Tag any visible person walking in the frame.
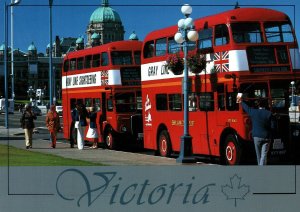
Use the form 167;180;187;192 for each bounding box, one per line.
20;104;37;149
86;106;98;149
77;104;88;150
237;95;275;165
45;105;60;148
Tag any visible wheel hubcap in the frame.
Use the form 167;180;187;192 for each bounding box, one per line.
226;142;236;164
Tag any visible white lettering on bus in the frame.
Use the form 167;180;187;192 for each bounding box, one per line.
79;74;97;85
66;77;72;87
148;66;158;76
161;65;169;75
73;76;78;86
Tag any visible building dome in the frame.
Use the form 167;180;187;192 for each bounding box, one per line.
76;36;84;44
28;42;37;51
129;31;139;40
91;33;100;39
90;0;122;23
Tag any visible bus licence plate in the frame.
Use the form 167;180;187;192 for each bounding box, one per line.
272;139;284;150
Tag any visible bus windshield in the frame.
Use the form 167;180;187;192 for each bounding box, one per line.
264;22;295;43
111;51;133;65
115;92;141;113
239;81;290;110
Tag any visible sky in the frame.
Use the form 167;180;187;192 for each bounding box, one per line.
0;0;299;54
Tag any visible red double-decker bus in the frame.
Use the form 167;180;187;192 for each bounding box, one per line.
141;7;300;165
62;40;143;149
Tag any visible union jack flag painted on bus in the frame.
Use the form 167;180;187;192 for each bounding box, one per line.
214;51;229;72
101;70;108;85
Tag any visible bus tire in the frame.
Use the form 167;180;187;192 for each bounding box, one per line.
158;130;172;157
223;134;242;165
105;130;116;150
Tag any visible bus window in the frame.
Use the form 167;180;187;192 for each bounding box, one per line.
226;92;239;111
111;51;132;65
70;98;77;110
77;99;84;106
189;93;197;111
168;37;181;54
85;98;92;107
240;83;269;107
215;24;229;46
70;58;76;70
94;98;101;111
101;52;109;66
77;57;84;70
199;92;214;111
92;54;100;67
156;94;168;111
198;28;213;49
63;60;69;72
143;40;154;58
134;51;141;65
155;38;167;56
169;94;182;111
231;23;262;43
115;92;136;112
107;99;113;111
217;84;225;111
264;22;294;43
136;91;142;110
85;55;92;69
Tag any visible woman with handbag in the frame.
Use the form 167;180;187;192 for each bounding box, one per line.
86;106;98;149
45;105;60;148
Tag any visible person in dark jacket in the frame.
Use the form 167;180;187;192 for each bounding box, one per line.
21;103;37;149
237;96;275;165
70;103;79;148
76;104;88;150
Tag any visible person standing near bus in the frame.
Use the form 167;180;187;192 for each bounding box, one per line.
45;105;60;148
70;103;79;148
237;95;275;165
77;104;88;150
86;106;98;149
20;104;37;149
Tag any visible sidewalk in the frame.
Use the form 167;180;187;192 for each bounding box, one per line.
0;126;184;166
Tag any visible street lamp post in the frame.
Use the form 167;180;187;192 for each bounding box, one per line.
174;4;198;163
291;81;295;106
49;0;53;107
3;0;21;128
11;0;21;101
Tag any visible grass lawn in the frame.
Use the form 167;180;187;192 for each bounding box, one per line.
0;144;105;166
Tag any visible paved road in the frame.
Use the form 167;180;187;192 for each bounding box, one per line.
0;126;214;166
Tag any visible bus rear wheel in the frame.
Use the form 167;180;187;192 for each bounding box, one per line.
158;130;171;157
105;131;116;150
223;134;242;165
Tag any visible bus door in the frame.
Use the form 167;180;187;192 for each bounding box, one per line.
99;92;107;140
193;92;216;155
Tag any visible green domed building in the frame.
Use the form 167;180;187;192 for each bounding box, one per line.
86;0;125;46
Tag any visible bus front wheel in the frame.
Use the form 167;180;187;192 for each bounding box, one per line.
223;134;242;165
105;130;116;150
158;130;171;157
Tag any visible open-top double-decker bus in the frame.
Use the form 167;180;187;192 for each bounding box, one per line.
141;7;300;164
62;40;143;149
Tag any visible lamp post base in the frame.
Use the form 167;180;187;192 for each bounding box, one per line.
176;135;196;163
